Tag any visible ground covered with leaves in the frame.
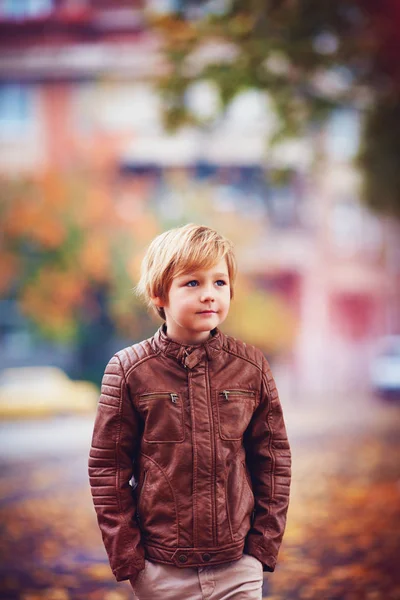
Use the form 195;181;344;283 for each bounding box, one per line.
269;428;400;600
0;406;399;600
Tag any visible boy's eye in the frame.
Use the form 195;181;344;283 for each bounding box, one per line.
216;280;227;286
186;280;199;287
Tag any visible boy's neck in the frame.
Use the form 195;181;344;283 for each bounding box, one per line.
162;324;214;346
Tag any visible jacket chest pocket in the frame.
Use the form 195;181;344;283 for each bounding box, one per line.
137;392;185;443
216;389;256;441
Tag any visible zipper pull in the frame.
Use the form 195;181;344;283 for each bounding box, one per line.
170;393;178;404
222;390;230;400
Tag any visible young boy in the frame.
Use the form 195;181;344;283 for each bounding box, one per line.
89;224;291;599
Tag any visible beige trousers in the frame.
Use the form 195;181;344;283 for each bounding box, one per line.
131;553;264;600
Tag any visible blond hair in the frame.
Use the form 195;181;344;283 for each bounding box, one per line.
136;223;236;320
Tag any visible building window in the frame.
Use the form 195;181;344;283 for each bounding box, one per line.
330;293;376;341
1;0;53;18
0;84;33;136
325;109;361;162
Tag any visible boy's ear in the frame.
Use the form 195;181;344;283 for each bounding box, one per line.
151;296;164;308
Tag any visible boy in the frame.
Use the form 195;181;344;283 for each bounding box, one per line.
89;224;291;599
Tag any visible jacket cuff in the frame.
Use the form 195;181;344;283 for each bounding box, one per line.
263;564;274;573
245;537;276;573
113;561;145;582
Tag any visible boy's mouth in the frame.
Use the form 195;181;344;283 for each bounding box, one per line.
198;310;217;314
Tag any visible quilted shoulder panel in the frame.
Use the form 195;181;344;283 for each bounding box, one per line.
99;355;124;408
115;338;155;372
222;334;264;370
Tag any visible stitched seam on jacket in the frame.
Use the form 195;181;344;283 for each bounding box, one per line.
263;365;275;399
140;452;181;544
261;370;275;539
144;539;245;551
115;354;141;569
124;350;162;379
222;347;263;372
223;348;263;409
224;473;234;542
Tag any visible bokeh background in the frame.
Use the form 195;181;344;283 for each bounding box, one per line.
0;1;399;599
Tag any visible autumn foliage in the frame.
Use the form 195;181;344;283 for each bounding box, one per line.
0;170;158;341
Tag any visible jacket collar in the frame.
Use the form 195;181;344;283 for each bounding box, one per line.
153;324;223;369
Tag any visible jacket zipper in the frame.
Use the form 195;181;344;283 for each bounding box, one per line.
139;392;179;404
188;369;198;546
221;390;256;400
205;361;217;546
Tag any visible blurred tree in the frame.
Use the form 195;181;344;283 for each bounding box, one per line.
150;0;400;218
0;170;158;379
226;277;297;356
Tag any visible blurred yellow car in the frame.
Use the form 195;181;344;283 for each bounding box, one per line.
0;366;99;419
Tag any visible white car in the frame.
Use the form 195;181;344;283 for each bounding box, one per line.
370;336;400;399
0;366;99;418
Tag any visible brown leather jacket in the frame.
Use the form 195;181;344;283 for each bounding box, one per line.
89;326;291;583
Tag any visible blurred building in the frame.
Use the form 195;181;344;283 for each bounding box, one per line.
1;0;399;395
0;0;156;173
295;121;400;394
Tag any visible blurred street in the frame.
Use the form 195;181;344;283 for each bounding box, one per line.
0;393;399;600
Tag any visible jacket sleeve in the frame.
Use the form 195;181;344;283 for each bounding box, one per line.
244;355;291;572
88;354;145;582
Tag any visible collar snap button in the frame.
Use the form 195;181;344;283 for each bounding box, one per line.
178;553;188;563
202;553;211;562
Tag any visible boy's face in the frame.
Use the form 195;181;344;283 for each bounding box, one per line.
153;258;231;345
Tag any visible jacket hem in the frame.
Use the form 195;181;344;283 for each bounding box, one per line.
144;539;245;568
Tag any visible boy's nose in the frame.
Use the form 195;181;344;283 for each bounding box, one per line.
200;290;215;302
